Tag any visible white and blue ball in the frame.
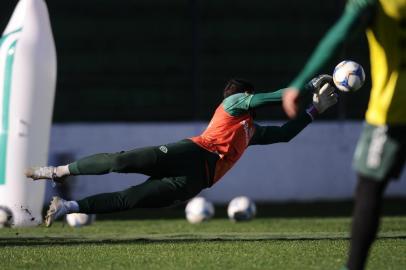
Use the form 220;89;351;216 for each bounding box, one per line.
333;60;365;92
227;196;256;222
66;213;95;228
185;197;214;224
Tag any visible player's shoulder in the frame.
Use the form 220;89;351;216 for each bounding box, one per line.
222;93;254;116
222;92;252;107
346;0;377;11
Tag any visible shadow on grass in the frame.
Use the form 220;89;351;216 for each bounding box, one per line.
1;234;406;247
87;198;406;220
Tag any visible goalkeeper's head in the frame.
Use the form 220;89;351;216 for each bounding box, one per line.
223;78;254;98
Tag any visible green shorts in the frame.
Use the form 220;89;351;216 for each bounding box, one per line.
353;123;406;181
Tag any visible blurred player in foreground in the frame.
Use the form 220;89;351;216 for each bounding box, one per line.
26;77;337;227
282;0;406;269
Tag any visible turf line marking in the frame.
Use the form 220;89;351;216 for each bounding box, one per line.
1;234;406;246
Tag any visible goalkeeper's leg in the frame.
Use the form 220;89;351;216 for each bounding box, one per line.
27;139;213;181
76;176;201;213
45;175;204;226
26;146;160;180
68;146;160;176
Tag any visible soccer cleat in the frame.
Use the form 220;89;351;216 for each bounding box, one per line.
45;196;68;227
25;166;56;180
25;166;63;183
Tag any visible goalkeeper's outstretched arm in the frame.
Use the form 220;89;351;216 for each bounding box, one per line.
251;76;338;145
248;88;284;108
249;111;312;145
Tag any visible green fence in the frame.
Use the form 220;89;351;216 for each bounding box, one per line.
0;0;369;122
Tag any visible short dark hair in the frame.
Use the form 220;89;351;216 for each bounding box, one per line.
223;78;255;98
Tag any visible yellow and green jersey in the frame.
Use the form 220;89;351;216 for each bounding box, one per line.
290;0;406;125
365;0;406;124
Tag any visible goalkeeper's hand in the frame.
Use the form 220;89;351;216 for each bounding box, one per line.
305;74;338;119
313;82;338;113
306;74;334;92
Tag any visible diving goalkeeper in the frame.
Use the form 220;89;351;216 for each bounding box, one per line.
26;76;337;227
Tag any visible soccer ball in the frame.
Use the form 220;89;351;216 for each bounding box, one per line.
185;197;214;224
66;213;95;228
333;60;365;92
0;206;13;228
227;196;256;222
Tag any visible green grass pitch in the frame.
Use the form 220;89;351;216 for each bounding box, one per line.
0;217;405;270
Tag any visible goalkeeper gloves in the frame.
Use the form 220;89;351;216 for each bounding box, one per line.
306;74;334;92
305;74;338;119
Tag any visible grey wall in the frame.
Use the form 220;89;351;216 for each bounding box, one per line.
47;122;406;203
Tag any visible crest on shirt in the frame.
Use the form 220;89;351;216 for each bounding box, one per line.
159;145;168;153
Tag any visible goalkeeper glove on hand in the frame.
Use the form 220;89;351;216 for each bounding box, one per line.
312;82;338;114
305;74;338;119
306;74;334;92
